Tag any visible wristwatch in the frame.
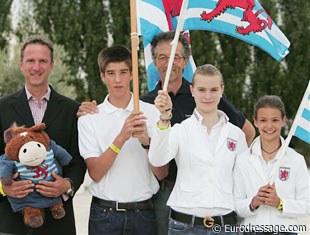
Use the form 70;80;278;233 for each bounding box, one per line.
141;143;150;149
141;138;151;149
65;178;74;197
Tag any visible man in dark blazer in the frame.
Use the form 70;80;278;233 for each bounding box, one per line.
0;35;86;235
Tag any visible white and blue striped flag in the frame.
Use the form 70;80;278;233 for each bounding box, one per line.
183;0;290;61
293;81;310;144
137;0;290;90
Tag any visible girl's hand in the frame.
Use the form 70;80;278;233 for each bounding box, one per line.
154;90;172;119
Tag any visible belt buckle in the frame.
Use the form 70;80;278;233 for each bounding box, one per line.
203;217;215;228
116;202;126;211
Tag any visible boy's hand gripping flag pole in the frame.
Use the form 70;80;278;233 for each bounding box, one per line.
130;0;140;112
269;80;310;185
163;0;189;91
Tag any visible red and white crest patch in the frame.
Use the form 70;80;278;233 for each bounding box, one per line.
279;167;290;181
227;138;237;151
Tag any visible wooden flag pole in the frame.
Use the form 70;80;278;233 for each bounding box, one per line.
130;0;139;112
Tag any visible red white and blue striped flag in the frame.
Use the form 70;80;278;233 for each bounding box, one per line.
137;0;290;90
183;0;290;61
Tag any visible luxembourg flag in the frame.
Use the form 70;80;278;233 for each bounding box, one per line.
136;0;196;91
183;0;290;61
137;0;290;91
293;81;310;144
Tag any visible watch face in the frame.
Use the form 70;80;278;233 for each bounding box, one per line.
67;188;74;196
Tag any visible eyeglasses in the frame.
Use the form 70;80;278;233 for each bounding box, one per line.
156;55;184;63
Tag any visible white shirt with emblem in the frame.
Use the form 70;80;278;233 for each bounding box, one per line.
149;109;248;217
78;95;160;202
233;136;310;227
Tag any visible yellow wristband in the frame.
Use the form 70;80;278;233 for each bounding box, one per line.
0;181;6;196
157;122;170;130
277;198;283;211
109;143;121;154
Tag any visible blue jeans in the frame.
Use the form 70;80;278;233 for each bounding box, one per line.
153;184;172;235
168;218;238;235
89;202;157;235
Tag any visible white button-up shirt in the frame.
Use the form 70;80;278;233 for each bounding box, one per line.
149;109;248;217
78;95;160;202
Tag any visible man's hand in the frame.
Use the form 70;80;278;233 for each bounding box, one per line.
36;172;70;198
2;173;34;198
77;100;98;117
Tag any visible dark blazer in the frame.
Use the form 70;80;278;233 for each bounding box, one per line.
0;86;86;235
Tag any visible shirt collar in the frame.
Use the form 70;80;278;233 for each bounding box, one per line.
251;136;285;160
101;93;134;113
192;109;229;126
25;85;51;101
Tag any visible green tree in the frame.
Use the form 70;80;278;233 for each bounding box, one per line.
191;28;251;117
109;0;131;47
277;0;310;163
0;46;23;96
277;0;310;117
0;0;13;49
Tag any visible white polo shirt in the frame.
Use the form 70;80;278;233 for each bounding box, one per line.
149;109;248;217
78;94;160;202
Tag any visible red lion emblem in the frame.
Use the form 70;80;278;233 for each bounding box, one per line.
227;138;237;151
279;167;290;181
200;0;272;35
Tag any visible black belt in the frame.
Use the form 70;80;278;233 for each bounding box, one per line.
170;209;237;228
92;196;153;211
0;233;22;235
